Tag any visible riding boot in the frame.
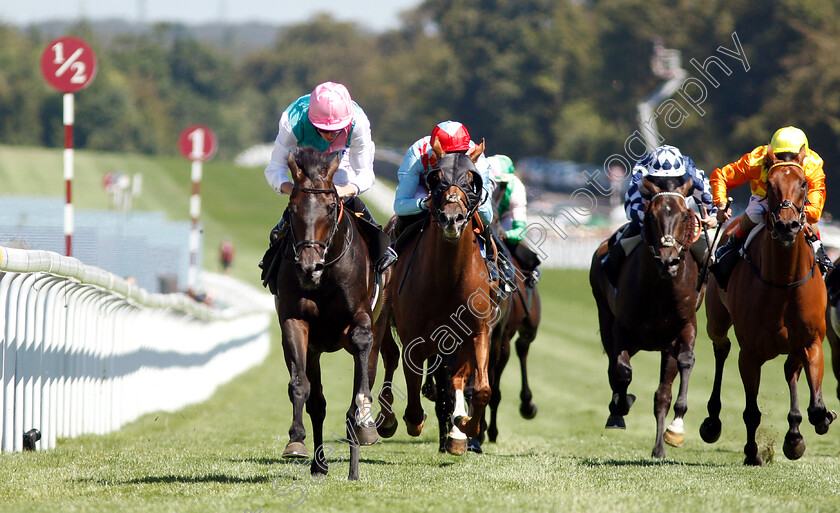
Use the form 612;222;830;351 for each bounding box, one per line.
509;240;542;288
806;231;835;275
343;197;398;275
714;232;743;262
492;232;516;293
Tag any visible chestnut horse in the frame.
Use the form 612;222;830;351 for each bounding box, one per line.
590;175;700;458
272;147;387;480
384;142;501;455
701;147;835;465
823;263;840;403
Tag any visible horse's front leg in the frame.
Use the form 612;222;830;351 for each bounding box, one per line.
374;316;400;438
700;293;732;444
739;351;763;466
782;354;806;460
515;322;539;419
453;329;491;439
664;325;696;449
347;317;379;445
652;350;678;459
281;319;311;459
803;341;837;435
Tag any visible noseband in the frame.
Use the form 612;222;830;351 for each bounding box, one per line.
767;161;807;241
288;185;349;266
645;191;692;256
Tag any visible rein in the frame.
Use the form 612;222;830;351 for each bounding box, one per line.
287;185;351;267
742;241;816;289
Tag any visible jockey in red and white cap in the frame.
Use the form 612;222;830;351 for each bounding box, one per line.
394;120;495;226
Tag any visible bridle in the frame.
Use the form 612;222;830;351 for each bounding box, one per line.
644;191;694;257
287;185;350;267
427;166;486;225
766;161;807;241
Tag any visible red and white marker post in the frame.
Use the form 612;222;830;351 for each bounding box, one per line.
40;37;98;257
178;125;218;291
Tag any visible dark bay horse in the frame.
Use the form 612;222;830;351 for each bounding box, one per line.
823;262;840;403
590;175;700;458
385;141;502;455
701;147;835;465
273;147;387;480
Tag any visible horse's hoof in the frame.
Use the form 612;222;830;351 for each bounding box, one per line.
816;410;837;435
744;455;765;466
611;393;636;416
445;436;468;456
664;429;685;448
519;401;538;420
355;425;379;446
699;417;722;444
282;441;309;459
651;446;665;459
488;425;498;443
467;438;483;454
605;415;626;429
404;413;426;437
376;416;398;438
783;433;806;460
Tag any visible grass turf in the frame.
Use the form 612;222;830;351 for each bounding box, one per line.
2;146;840;512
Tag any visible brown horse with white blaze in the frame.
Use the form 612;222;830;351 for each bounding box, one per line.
701;146;836;465
590;175;700;458
388;140;501;455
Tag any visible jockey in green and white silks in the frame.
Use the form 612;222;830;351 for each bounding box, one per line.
487;155;528;242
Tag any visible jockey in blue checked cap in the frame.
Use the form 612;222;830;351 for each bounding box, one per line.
600;145;718;287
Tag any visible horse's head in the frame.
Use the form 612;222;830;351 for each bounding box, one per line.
765;145;808;246
286;147;342;289
425;138;485;242
640;175;696;279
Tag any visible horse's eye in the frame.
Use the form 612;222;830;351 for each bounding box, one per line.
801;180;807;190
326;203;336;214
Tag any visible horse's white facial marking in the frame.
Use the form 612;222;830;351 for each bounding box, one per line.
786;170;790;175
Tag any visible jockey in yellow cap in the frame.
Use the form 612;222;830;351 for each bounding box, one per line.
712;126;832;273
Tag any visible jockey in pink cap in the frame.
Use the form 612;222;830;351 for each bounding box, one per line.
261;81;396;279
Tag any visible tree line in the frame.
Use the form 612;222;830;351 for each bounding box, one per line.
1;0;838;200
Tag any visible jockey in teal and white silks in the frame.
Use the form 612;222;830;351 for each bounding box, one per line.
262;81;396;277
394;121;495;227
265;82;375;197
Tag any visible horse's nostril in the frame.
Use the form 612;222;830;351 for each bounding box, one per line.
775;221;787;233
456;213;466;223
294;262;304;274
790;221;801;231
313;262;325;273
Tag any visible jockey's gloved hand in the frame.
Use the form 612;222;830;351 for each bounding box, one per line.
505;221;527;243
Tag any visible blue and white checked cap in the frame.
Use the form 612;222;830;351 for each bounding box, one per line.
642;145;685;177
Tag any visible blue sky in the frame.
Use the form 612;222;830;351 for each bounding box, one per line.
0;0;421;30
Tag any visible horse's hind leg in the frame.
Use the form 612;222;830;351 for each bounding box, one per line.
782;354;806;460
487;332;511;443
825;306;840;403
803;342;838;435
374;318;400;438
739;352;764;466
652;351;679;458
281;320;311;459
606;330;636;429
434;358;454;453
305;352;328;476
422;357;438;401
700;285;731;444
516;320;539;419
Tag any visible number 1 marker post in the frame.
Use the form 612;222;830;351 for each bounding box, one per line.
40;36;98;257
178;125;218;291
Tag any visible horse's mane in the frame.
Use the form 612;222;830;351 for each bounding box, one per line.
294;146;338;182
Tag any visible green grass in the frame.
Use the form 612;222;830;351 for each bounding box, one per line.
2;145;840;512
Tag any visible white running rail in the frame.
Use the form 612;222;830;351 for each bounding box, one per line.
0;246;273;452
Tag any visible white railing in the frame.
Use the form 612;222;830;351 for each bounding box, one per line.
0;246;274;452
